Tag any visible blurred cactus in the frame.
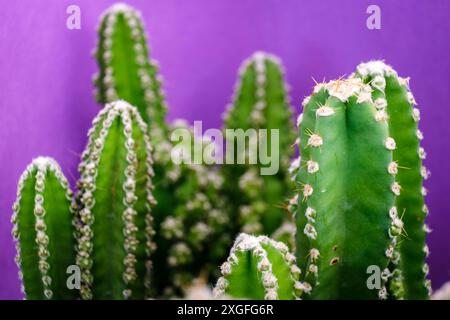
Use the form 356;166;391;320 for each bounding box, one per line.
222;52;296;243
75;100;155;299
293;78;398;299
12;157;76;299
213;234;301;300
353;61;430;299
93;3;228;296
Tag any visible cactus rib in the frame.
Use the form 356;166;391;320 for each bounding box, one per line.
354;61;430;299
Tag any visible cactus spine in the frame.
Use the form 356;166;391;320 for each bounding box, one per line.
222;52;296;241
93;4;227;296
213;234;301;300
12;157;76;299
75;100;155;299
354;61;430;299
294;78;399;299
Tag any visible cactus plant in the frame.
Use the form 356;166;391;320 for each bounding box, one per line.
12;157;77;299
222;52;296;243
75;100;155;299
293;78;400;299
213;233;301;300
93;2;168;141
92;3;228;297
353;61;430;299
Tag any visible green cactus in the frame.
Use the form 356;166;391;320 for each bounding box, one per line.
93;3;168;141
75;100;156;299
222;52;296;242
353;61;430;299
12;157;77;299
93;3;228;297
294;78;400;299
213;234;301;300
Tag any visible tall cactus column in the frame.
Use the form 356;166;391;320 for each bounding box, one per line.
354;61;430;299
295;78;400;299
93;3;168;140
76;100;155;299
12;157;77;299
222;52;296;241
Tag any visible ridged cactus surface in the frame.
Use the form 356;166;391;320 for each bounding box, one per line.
213;234;300;300
222;52;296;242
93;3;228;296
294;78;399;299
354;61;430;299
12;157;76;299
75;100;155;299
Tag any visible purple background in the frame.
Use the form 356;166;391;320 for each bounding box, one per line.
1;0;449;299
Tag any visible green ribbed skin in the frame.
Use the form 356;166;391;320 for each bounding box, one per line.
222;52;296;241
12;157;77;300
75;100;155;300
294;78;400;299
354;61;430;299
213;234;300;300
93;4;228;297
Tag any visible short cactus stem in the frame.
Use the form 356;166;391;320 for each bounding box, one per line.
354;61;430;299
213;234;300;300
12;157;77;299
295;78;397;299
222;51;296;239
75;100;155;299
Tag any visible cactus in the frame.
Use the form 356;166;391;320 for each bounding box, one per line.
93;4;228;297
294;78;400;299
75;100;155;299
353;61;430;299
222;52;296;241
213;234;301;300
93;3;168;141
11;157;77;299
151;120;230;297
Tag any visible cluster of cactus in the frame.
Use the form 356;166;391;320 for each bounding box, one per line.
221;52;296;247
92;3;229;296
11;2;441;301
